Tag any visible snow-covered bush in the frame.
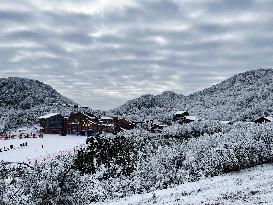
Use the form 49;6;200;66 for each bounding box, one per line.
130;123;273;193
161;120;231;139
82;123;273;198
182;122;273;177
0;155;87;205
74;135;137;178
2;123;273;204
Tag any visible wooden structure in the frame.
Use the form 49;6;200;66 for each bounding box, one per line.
39;112;137;136
182;116;197;123
132;121;145;128
39;113;64;134
113;118;136;132
255;116;273;124
173;111;189;121
67;112;99;136
150;123;167;133
99;116;114;124
173;111;197;124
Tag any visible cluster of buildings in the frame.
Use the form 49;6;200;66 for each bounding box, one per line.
39;112;136;136
38;110;273;136
173;110;273;125
173;111;230;125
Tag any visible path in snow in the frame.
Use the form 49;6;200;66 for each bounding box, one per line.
95;163;273;205
0;134;87;163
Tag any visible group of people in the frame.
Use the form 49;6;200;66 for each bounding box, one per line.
0;131;44;140
0;130;44;152
0;142;25;152
0;141;29;152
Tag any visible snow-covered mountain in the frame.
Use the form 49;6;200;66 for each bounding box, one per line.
0;77;77;131
2;68;273;130
112;68;273;122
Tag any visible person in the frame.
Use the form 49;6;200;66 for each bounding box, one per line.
40;132;44;138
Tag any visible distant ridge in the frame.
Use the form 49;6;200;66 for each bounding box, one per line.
111;68;273;122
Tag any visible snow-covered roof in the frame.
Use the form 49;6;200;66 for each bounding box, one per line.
102;124;114;127
264;117;273;121
185;116;197;121
255;116;273;122
174;111;187;115
82;113;96;119
101;116;113;120
39;113;60;119
17;127;28;131
219;121;231;124
153;123;168;127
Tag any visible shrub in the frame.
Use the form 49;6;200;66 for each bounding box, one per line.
74;135;137;179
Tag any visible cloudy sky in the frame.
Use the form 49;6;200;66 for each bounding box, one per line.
0;0;273;110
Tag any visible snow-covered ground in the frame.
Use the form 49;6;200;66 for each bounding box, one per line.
95;163;273;205
0;134;87;163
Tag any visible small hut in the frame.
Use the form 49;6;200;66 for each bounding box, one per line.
173;111;189;121
254;116;273;124
183;116;197;123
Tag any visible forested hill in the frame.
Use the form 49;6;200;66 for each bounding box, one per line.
0;77;74;109
111;91;186;122
0;77;77;131
111;68;273;122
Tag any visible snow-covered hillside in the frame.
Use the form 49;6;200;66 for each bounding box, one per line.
0;77;78;131
111;68;273;122
2;69;273;204
2;122;273;204
95;163;273;205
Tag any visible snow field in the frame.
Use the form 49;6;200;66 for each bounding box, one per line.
0;134;87;163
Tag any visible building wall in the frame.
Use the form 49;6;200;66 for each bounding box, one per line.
40;112;136;136
173;111;189;121
39;114;64;134
67;112;98;136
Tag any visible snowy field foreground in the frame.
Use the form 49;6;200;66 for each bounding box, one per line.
0;134;87;163
96;164;273;205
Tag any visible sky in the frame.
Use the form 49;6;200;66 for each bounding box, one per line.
0;0;273;110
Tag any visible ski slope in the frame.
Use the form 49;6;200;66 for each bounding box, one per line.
95;163;273;205
0;134;87;163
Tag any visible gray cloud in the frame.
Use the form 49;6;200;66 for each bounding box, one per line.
0;0;273;110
